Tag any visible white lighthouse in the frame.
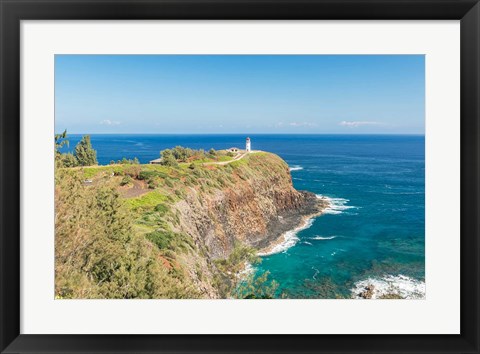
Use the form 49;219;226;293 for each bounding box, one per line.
246;137;251;152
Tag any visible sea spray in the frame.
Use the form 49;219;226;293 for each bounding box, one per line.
258;218;315;256
351;275;425;299
316;194;357;215
310;235;337;240
257;194;332;256
238;262;254;278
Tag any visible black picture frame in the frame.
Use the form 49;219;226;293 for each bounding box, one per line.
1;0;479;353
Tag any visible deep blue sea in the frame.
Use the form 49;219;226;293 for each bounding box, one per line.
61;134;425;299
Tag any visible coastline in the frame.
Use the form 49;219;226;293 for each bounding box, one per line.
257;195;330;256
236;195;330;283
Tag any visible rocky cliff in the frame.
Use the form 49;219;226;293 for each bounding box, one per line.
174;152;326;259
69;152;328;298
161;152;328;297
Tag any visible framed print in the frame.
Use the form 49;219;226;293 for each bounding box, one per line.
0;0;479;353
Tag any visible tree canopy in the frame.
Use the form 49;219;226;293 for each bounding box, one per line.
55;171;199;299
74;135;98;166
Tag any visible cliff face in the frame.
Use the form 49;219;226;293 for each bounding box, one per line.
167;153;327;296
175;153;324;258
67;152;327;299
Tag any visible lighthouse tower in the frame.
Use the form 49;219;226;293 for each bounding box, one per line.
246;137;251;152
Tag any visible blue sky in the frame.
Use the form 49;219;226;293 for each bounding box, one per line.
55;55;425;134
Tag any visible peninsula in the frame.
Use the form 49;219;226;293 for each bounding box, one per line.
55;142;329;299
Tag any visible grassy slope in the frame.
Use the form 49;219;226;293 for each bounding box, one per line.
74;152;286;251
62;152;289;297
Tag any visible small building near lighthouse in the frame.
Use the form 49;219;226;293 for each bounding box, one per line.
246;137;251;152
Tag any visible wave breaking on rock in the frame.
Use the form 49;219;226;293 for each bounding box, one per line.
351;274;425;299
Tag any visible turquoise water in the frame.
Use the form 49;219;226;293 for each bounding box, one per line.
253;135;425;298
61;134;425;298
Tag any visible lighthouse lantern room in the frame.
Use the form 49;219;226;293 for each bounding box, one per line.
246;137;251;152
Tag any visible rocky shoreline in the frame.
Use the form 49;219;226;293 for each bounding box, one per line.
256;192;330;255
165;152;331;296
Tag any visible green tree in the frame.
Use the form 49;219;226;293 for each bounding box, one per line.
172;146;186;161
234;272;279;299
55;129;69;151
214;242;260;297
60;152;78;167
55;130;69;166
160;149;178;167
75;135;98;166
55;172;200;299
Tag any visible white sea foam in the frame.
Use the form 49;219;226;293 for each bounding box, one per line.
238;262;254;278
289;165;303;171
351;274;426;299
316;194;357;215
310;235;337;240
258;219;314;256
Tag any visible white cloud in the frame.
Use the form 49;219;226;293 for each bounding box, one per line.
100;119;121;126
339;121;381;128
288;122;318;127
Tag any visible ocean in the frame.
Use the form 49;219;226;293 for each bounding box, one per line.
60;134;425;299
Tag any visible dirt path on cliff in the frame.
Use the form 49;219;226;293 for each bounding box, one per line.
203;151;261;166
119;180;150;198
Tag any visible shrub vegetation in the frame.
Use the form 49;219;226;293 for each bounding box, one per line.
55;132;289;299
